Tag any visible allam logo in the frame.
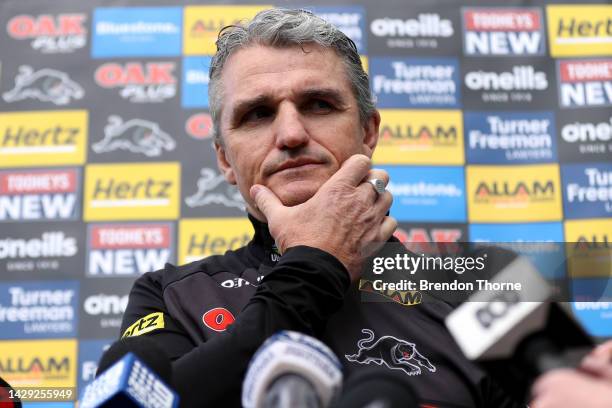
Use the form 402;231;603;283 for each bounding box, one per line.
462;8;545;56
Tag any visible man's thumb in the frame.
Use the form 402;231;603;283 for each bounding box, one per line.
250;184;282;216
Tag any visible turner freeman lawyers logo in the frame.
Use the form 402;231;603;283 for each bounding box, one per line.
185;167;245;210
3;66;84;105
562;163;612;219
94;62;177;103
558;59;612;109
370;57;460;108
92;115;175;157
465;111;556;164
6;13;87;53
346;329;436;376
462;8;545;56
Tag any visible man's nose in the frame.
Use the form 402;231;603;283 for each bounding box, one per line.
273;103;310;149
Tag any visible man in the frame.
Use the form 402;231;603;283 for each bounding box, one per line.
120;9;519;407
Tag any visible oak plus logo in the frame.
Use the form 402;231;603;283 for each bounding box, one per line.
87;223;173;277
94;62;176;103
0;110;88;167
467;165;562;222
562;163;612;219
92;115;175;157
3;65;84;105
558;59;612;109
371;57;460;108
84;163;179;221
462;8;545;56
0;169;80;222
6;13;87;53
465;111;556;164
0;281;78;339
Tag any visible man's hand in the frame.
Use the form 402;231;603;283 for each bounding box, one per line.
531;341;612;408
250;154;396;281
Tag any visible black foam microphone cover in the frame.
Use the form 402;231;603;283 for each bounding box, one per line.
0;376;21;408
96;336;172;385
335;368;419;408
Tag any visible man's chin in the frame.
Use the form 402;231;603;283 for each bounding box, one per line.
273;183;320;207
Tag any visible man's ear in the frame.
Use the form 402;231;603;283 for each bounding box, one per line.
214;142;237;185
362;109;381;158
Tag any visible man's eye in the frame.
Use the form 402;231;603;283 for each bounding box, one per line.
242;107;273;123
306;99;333;113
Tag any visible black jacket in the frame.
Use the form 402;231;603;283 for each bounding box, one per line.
120;215;520;407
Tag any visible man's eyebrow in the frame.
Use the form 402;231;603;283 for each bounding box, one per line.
300;88;348;106
230;95;272;121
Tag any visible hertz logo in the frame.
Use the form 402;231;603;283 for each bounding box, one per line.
179;218;252;263
547;5;612;57
122;312;164;338
84;163;179;221
0;111;87;168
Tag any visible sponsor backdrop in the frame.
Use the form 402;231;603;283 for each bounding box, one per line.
0;0;610;402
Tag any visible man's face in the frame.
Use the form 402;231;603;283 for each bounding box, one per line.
215;44;380;217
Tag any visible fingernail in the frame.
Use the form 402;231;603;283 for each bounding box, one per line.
250;185;261;198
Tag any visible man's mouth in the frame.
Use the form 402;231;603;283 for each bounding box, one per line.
273;158;323;174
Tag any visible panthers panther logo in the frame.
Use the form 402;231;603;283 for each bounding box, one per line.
345;329;436;376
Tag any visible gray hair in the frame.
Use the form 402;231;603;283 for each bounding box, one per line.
208;8;375;145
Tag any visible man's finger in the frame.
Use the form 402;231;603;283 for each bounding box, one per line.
250;184;284;218
327;154;372;187
365;168;390;186
378;216;398;242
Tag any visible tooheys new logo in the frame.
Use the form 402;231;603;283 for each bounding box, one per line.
0;169;79;222
558;59;612;108
94;62;176;103
6;13;87;53
563;164;612;219
462;8;544;56
87;223;173;276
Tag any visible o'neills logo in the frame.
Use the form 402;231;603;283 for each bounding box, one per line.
558;59;612;108
463;8;544;55
87;223;173;276
6;14;86;53
562;116;612;144
0;169;79;222
0;232;77;260
186;113;213;140
474;180;555;203
465;66;547;91
379;124;457;146
370;14;453;38
94;62;176;103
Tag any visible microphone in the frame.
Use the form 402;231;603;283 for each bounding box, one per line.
445;249;593;402
242;331;343;408
0;376;21;408
334;368;419;408
80;336;179;408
